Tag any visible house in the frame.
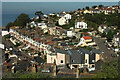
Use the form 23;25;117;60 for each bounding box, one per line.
77;36;96;47
113;33;120;47
75;21;87;29
64;14;72;20
58;17;68;25
93;9;101;14
98;25;107;33
47;48;70;66
112;5;119;9
37;23;48;29
104;8;115;14
67;48;101;71
67;31;73;37
47;47;101;71
83;10;91;14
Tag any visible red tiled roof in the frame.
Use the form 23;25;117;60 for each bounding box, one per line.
104;8;114;11
83;36;92;40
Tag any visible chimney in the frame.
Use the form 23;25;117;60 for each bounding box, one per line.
26;65;30;72
83;67;87;73
11;66;16;73
76;65;80;78
31;64;37;73
14;60;18;65
53;59;57;77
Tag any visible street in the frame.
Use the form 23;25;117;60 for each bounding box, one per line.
2;37;35;62
94;37;118;62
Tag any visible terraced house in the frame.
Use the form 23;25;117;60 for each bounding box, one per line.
9;26;53;54
47;48;101;72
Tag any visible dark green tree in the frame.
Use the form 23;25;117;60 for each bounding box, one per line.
98;5;104;9
92;5;97;9
6;22;13;31
93;60;118;78
101;32;106;37
106;30;113;40
14;13;30;27
35;11;44;22
86;6;90;10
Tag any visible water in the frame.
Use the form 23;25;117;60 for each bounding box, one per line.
2;2;118;26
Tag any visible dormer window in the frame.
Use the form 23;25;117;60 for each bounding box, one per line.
72;60;74;62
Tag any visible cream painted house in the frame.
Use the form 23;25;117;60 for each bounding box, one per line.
47;48;70;66
58;17;68;25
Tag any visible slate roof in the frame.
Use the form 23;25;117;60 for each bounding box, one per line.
54;47;100;65
34;56;45;64
15;60;31;71
68;49;85;64
54;48;68;54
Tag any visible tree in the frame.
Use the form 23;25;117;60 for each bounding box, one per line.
99;5;104;9
92;5;97;9
6;22;13;31
101;32;106;37
106;30;113;40
93;60;118;78
35;11;44;22
14;13;30;27
86;6;90;10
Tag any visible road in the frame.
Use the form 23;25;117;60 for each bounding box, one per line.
2;37;35;61
94;37;118;62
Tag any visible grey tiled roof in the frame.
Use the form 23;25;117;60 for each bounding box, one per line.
54;48;68;54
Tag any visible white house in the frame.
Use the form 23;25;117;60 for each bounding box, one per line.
58;17;68;25
75;21;87;29
67;31;73;37
76;36;96;47
64;14;72;20
37;23;47;29
2;31;9;36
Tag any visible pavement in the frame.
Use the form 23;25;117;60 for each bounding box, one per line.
94;37;118;62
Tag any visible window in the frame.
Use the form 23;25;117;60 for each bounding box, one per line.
72;60;74;62
85;59;87;63
92;65;94;68
61;60;63;63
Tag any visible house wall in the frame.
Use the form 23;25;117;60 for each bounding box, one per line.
95;54;100;62
56;53;66;65
47;54;57;63
85;54;89;67
59;17;67;25
65;54;70;64
84;39;92;42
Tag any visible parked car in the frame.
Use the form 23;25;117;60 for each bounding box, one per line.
41;70;50;73
9;46;13;51
107;46;111;50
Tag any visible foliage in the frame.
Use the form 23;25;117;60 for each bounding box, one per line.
101;32;106;37
6;22;13;31
35;11;44;22
14;42;21;47
106;30;113;40
14;13;30;27
93;60;118;78
86;6;90;10
92;5;97;9
3;71;50;78
84;13;120;29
